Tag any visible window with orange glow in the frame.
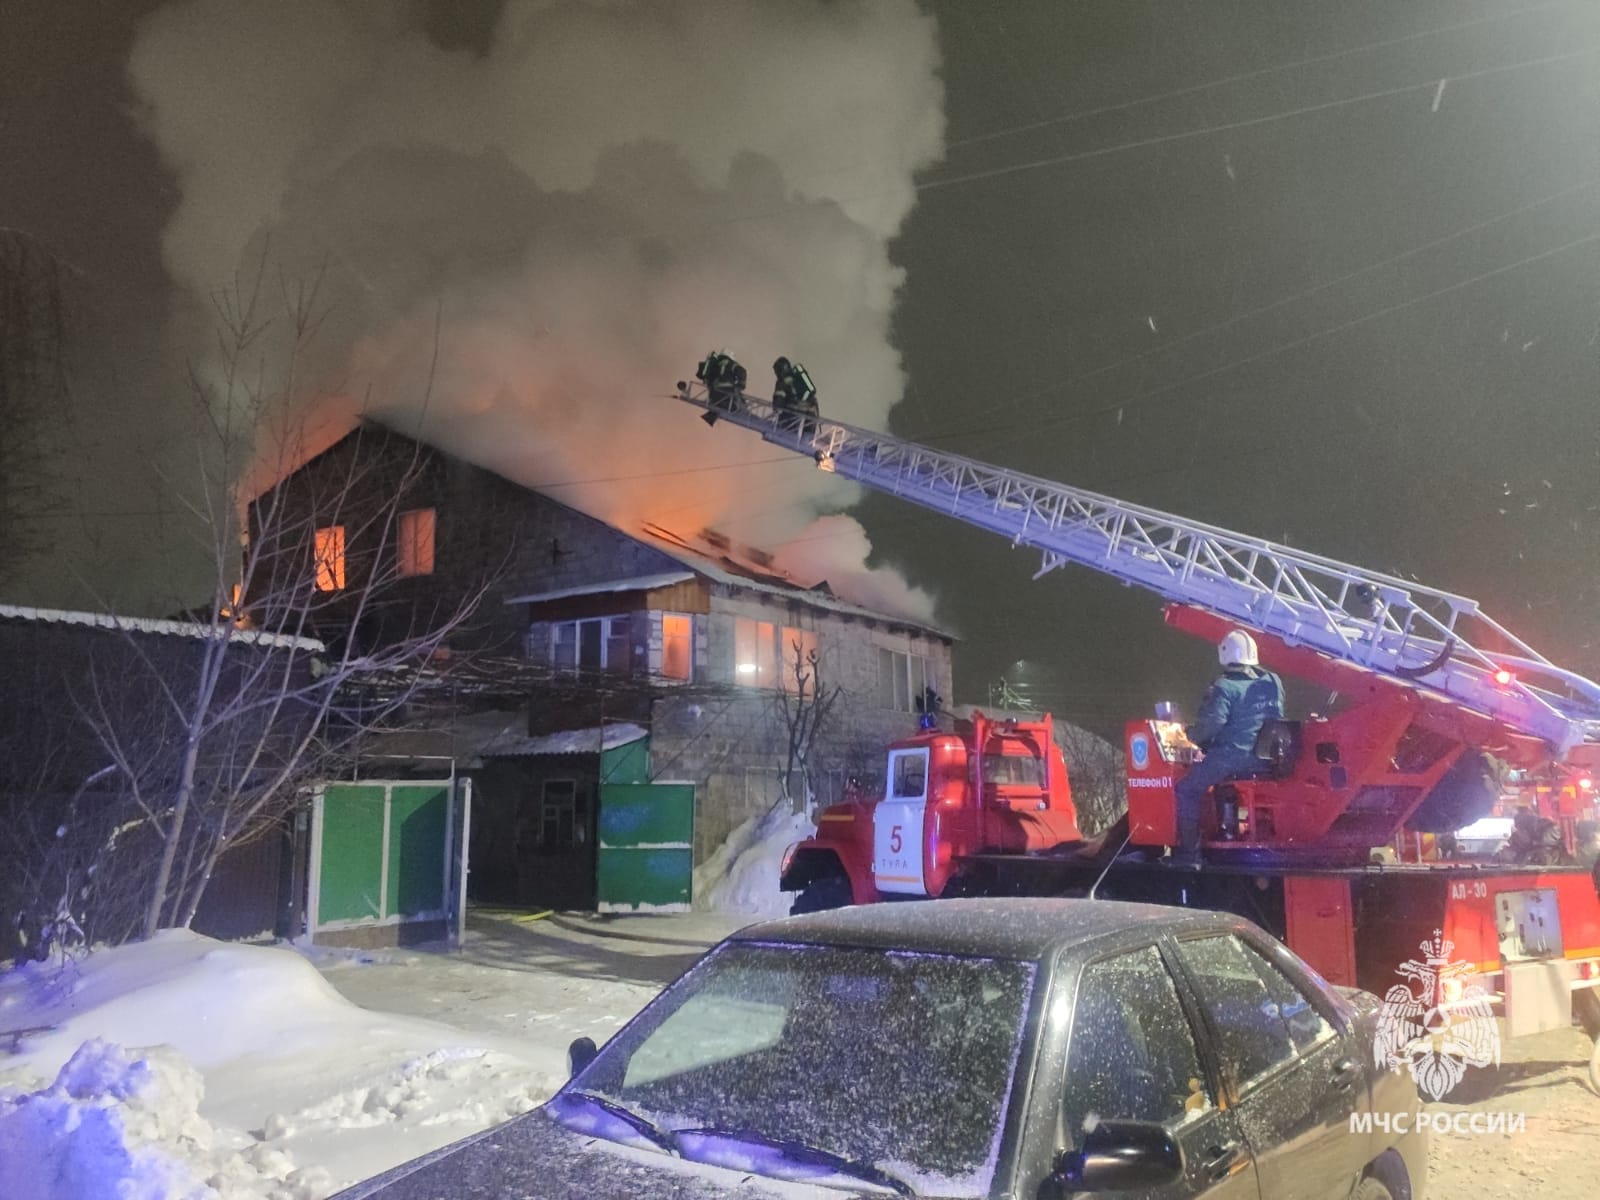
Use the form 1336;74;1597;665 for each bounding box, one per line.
734;617;777;688
398;508;436;577
314;525;346;592
733;619;820;690
661;613;694;681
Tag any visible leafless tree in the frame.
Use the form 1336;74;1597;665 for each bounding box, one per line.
0;229;68;584
1055;720;1126;836
73;276;488;938
776;635;842;813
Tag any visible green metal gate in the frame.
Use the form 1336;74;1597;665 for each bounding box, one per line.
597;782;695;912
309;779;457;939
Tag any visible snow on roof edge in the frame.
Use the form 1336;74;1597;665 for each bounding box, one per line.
0;603;325;652
503;572;696;606
479;722;649;758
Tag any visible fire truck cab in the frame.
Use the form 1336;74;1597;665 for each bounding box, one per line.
781;711;1082;911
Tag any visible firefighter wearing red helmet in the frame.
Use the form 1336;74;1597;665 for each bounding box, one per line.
1171;629;1285;866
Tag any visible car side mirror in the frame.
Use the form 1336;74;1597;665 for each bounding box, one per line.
1040;1120;1184;1196
567;1036;598;1079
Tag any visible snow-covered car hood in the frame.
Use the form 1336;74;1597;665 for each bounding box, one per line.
330;1106;915;1200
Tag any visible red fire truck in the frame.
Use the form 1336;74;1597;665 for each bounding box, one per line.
675;366;1600;1079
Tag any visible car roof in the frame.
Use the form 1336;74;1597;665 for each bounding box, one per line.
730;897;1249;962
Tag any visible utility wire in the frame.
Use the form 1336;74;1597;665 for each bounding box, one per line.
910;176;1600;441
945;0;1580;151
917;44;1600;194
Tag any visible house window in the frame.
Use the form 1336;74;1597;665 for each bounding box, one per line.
662;613;694;681
735;618;777;688
552;616;631;673
313;525;345;592
877;648;929;712
539;780;582;848
735;618;819;690
397;508;436;576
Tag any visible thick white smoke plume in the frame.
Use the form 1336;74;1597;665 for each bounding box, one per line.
128;0;945;622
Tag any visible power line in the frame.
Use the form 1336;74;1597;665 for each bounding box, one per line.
903;175;1600;444
1013;224;1600;435
886;218;1600;453
945;1;1579;152
917;44;1600;195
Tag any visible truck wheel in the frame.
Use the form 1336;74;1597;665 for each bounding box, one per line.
1353;1176;1394;1200
790;876;851;915
1588;1036;1600;1098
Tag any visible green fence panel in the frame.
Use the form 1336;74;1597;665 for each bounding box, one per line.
600;738;650;785
318;783;387;925
387;784;449;917
598;783;694;845
597;782;694;912
597;847;693;910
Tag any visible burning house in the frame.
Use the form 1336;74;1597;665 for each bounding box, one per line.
264;425;953;912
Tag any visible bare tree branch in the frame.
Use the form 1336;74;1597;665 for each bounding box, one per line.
65;279;493;938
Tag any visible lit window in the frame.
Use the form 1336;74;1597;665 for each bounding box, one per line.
733;619;820;691
398;508;436;576
550;616;631;674
780;627;820;695
662;614;694;681
877;648;931;712
314;525;345;591
734;617;777;688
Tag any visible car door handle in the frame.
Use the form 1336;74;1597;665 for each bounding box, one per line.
1332;1058;1360;1089
1201;1141;1243;1181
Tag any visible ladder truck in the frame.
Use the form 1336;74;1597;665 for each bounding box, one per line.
675;365;1600;1071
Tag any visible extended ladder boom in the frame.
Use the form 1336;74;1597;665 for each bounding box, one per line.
676;382;1600;755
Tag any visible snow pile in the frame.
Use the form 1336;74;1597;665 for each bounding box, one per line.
0;932;557;1197
0;1039;326;1200
0;1040;210;1200
695;806;815;919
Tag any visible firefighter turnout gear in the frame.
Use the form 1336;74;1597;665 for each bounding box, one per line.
772;356;819;431
1174;661;1286;856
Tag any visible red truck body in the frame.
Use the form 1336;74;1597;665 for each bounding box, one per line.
781;609;1600;1033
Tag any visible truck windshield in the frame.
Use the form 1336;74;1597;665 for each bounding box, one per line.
982;754;1045;786
563;941;1036;1197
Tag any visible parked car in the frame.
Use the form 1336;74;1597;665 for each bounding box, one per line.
335;898;1426;1199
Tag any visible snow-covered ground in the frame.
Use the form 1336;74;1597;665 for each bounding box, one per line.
0;914;742;1200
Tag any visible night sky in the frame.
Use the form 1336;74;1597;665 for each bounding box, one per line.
4;1;1598;738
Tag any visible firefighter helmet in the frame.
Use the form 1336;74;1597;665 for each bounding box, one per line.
1218;629;1258;667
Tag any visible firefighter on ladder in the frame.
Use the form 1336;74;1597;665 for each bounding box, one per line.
771;356;819;434
696;351;747;413
1172;629;1285;866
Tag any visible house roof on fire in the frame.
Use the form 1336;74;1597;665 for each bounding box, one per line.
638;526;953;641
286;422;952;641
503;524;953;641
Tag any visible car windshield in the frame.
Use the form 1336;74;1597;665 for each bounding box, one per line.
563;940;1037;1197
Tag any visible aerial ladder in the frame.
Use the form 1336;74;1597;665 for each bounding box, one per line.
680;366;1600;1083
678;371;1600;1054
678;377;1600;760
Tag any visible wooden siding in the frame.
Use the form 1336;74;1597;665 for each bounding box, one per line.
525;579;711;623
